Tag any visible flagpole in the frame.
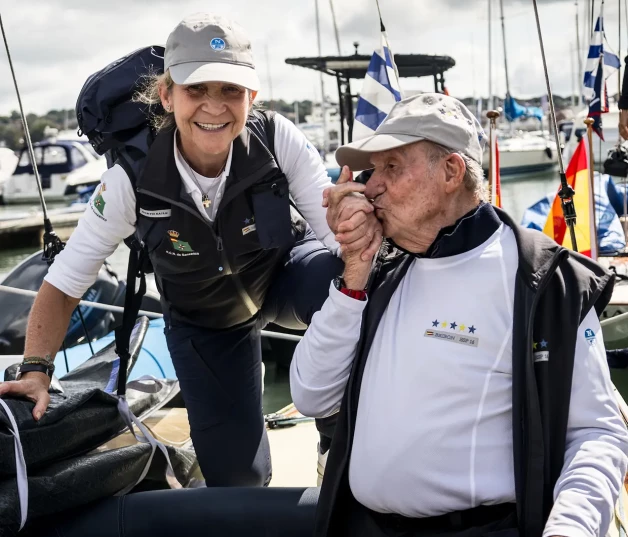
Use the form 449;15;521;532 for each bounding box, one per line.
487;110;500;204
374;0;402;94
585;117;599;256
532;0;579;252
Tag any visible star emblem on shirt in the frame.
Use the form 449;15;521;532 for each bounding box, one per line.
540;339;548;348
468;326;476;334
244;217;251;225
450;322;457;330
432;319;439;327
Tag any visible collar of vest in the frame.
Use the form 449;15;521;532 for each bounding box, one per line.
136;123;277;201
392;202;501;259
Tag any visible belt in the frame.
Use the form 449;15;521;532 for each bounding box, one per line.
368;503;517;532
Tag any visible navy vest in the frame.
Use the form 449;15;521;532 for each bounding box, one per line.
132;111;303;329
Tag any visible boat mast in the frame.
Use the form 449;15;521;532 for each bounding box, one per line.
576;1;583;108
314;0;328;157
488;0;493;111
499;0;511;98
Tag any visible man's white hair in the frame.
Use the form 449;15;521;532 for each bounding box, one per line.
424;141;486;201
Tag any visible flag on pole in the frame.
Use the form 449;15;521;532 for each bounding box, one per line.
588;57;609;140
353;34;402;141
582;12;620;102
490;137;501;208
542;138;597;258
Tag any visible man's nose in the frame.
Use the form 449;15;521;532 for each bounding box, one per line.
364;172;385;200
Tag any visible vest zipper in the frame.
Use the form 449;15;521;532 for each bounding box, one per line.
136;188;258;317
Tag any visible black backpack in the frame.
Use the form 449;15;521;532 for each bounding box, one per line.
76;46;168;395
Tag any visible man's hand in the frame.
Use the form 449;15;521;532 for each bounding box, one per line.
620;109;628;140
324;166;383;261
0;372;51;421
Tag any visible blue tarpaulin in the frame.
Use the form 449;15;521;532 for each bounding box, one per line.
504;95;544;122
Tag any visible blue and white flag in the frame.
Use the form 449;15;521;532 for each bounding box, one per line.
582;13;620;102
353;34;402;140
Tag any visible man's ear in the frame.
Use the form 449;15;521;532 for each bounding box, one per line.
443;153;466;194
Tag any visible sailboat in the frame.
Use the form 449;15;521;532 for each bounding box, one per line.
482;0;559;176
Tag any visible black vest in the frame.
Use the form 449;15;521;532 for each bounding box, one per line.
132;112;303;329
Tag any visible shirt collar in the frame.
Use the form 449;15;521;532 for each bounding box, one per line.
392;202;502;259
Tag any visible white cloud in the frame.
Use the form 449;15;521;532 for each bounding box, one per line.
0;0;620;115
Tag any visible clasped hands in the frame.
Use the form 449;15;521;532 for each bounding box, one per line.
323;166;383;290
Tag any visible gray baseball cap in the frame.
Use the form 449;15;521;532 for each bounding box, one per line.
336;93;486;170
165;13;260;91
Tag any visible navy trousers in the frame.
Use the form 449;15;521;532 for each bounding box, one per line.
165;230;343;486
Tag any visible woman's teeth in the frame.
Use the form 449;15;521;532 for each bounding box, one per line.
196;122;227;131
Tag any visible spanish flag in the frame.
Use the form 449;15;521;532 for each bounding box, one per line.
542;138;596;258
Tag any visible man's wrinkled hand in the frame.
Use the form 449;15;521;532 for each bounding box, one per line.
324;166;383;261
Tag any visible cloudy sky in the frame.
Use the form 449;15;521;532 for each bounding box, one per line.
0;0;623;115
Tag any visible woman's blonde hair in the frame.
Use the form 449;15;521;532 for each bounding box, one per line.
134;70;176;132
134;69;258;132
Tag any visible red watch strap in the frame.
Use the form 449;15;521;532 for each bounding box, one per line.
339;287;367;301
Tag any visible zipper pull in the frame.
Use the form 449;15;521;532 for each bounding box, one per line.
216;236;223;251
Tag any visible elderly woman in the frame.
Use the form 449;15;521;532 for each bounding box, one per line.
0;13;380;487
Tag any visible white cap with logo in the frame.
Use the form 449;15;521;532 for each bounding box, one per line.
165;13;260;91
336;93;487;170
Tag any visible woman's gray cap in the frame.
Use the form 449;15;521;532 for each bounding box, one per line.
165;13;260;91
336;93;487;171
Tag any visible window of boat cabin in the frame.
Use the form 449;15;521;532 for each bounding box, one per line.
18;147;43;167
43;146;68;165
70;147;87;168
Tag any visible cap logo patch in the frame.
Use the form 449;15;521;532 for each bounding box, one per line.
210;38;226;51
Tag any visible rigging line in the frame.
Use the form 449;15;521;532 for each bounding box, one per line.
532;0;579;251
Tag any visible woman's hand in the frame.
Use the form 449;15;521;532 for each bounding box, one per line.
0;372;51;421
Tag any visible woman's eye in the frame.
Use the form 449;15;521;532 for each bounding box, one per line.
186;85;205;95
223;85;242;95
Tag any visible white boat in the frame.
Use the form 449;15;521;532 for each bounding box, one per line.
483;132;558;176
2;138;104;204
0;147;18;200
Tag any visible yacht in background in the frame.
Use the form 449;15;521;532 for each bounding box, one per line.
2;128;105;204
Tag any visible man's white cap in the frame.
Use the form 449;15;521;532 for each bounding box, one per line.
165;13;260;91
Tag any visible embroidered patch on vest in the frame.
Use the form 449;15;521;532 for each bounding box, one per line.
242;224;257;235
584;328;596;346
140;208;172;218
166;230;199;257
532;339;549;362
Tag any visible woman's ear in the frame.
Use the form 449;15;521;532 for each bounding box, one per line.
158;82;171;111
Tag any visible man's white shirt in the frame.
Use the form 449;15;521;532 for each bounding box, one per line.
290;224;628;537
45;113;339;298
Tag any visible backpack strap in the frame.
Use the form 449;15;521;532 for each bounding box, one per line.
113;148;153;396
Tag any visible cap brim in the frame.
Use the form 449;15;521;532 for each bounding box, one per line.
169;61;260;91
335;133;425;171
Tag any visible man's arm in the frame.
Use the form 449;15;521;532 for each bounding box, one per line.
543;308;628;537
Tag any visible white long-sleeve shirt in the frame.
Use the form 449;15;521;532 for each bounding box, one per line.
45;113;339;298
290;224;628;537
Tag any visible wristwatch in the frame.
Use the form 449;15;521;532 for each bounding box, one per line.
16;356;55;381
333;276;367;301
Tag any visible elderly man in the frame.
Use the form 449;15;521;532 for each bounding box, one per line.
290;93;628;537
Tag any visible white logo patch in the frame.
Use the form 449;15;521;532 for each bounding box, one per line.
140;208;172;218
242;224;257;236
534;351;549;363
